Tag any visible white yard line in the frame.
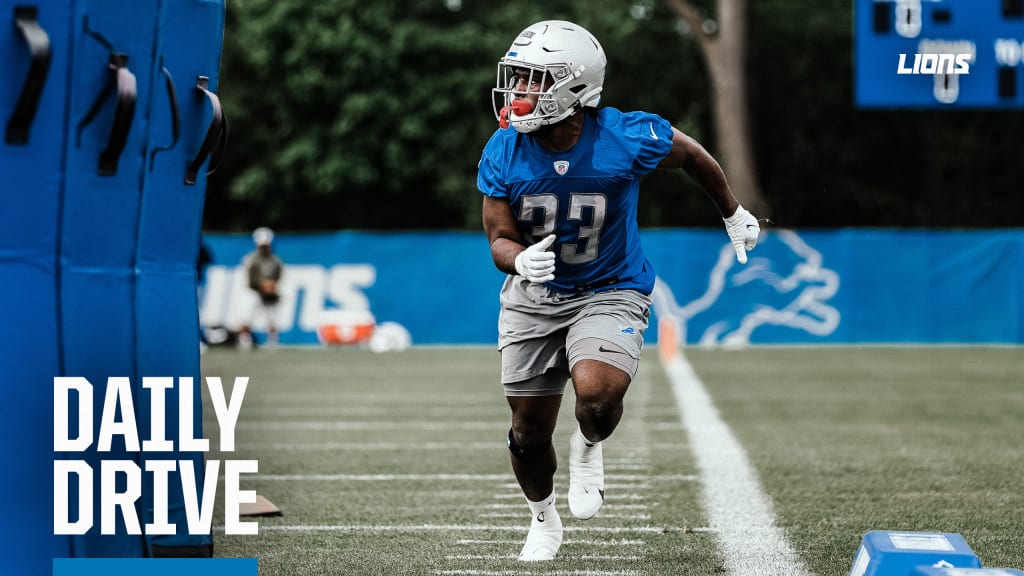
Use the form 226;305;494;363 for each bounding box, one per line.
664;352;813;576
236;421;500;431
235;420;681;432
434;565;638;569
481;503;650;510
478;512;652;521
233;441;499;451
605;463;652;471
252;473;512;481
491;492;648;501
499;481;655;492
249;472;691;482
454;539;647;547
246;524;682;534
445;554;641;561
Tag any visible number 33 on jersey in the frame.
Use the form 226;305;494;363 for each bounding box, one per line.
478;107;674;295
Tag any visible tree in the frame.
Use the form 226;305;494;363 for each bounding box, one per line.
664;0;767;215
207;0;506;231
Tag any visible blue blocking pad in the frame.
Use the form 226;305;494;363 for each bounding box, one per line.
2;0;224;567
849;531;982;576
136;0;225;556
59;0;160;559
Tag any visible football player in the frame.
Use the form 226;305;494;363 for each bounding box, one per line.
477;20;760;561
238;227;285;349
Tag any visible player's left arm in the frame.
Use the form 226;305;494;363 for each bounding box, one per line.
657;126;760;263
657;127;738;217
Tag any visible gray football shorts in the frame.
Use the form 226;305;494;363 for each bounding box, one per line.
497;275;652;397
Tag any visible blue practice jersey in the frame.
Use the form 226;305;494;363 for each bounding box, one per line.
478;107;674;295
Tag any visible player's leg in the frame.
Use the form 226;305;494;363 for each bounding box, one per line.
505;369;570;561
495;275;576;560
264;302;279;347
571;358;631;441
506;391;562;501
238;292;262;350
237;324;253;350
566;353;633;520
564;289;651;519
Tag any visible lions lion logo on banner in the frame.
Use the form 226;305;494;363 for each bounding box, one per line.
652;230;841;348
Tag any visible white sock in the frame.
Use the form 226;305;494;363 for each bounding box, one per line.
526;492;556;521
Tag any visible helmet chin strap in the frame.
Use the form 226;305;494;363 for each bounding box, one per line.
498;100;534;129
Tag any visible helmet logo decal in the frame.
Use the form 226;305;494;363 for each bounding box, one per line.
514;31;534;46
553;160;570;175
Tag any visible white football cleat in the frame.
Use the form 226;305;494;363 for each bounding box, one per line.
518;504;563;561
568;427;605;520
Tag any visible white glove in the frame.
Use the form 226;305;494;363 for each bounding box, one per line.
514;234;556;283
723;205;759;264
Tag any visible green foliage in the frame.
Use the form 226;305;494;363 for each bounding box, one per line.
207;0;708;231
207;0;1024;231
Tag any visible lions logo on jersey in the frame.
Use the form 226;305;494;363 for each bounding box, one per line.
553;160;570;175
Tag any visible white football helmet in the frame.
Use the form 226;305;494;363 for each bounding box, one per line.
493;20;606;133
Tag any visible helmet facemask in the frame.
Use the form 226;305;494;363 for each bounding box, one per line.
493;61;602;133
491;21;606;133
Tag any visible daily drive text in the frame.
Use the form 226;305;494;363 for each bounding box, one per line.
53;376;257;536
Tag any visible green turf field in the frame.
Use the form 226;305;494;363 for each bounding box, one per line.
200;346;1024;576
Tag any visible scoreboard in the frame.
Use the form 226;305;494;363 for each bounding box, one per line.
855;0;1024;107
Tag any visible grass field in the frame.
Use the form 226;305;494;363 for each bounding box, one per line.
200;346;1024;576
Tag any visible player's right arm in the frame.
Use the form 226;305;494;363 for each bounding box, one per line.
483;196;556;283
483;195;526;275
478;132;556;283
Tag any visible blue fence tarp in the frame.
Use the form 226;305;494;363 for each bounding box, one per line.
201;228;1024;346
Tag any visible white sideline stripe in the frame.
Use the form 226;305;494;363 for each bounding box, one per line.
665;353;813;576
246;524;679;534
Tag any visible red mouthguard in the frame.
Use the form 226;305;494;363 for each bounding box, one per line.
498;100;534;128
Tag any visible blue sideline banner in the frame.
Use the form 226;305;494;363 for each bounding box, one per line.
201;229;1023;346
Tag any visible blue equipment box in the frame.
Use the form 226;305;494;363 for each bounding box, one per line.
849;531;982;576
